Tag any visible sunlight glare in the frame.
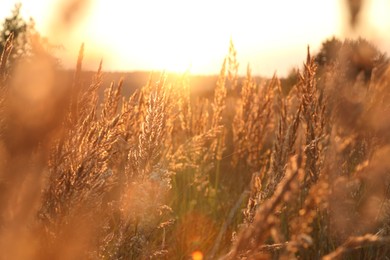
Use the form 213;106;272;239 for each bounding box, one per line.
9;0;390;76
84;0;342;75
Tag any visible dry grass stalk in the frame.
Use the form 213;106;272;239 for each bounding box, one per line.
287;173;329;254
0;33;13;83
192;97;210;136
264;92;301;200
227;38;239;92
101;79;123;122
0;34;13;133
69;43;84;124
36;48;126;258
298;46;327;184
211;58;227;130
177;71;192;136
227;155;304;259
168;126;223;173
322;234;390;260
127;75;170;179
232;65;274;170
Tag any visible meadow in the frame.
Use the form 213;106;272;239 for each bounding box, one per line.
2;4;390;260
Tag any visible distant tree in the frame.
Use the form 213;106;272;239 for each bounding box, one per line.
0;3;60;73
340;38;387;82
0;4;24;45
315;37;342;67
315;37;388;83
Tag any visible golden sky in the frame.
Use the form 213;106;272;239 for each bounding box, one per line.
1;0;390;76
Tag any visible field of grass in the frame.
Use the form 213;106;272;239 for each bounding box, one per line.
1;22;390;260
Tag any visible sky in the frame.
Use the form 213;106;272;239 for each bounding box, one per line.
1;0;390;76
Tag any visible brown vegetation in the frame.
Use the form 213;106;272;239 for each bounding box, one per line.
1;25;390;260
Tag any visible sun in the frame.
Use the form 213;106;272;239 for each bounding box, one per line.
81;0;231;74
75;0;343;75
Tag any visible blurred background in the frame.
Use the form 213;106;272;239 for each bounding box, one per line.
0;0;389;76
